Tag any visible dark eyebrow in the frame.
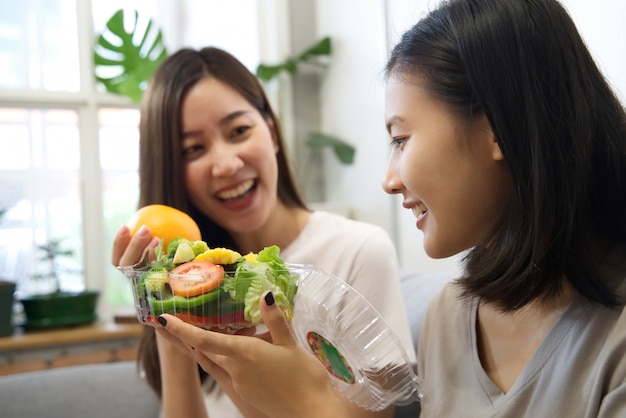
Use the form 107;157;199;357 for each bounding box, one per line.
220;110;249;126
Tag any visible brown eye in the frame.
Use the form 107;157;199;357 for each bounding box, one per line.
390;137;407;149
182;144;203;159
232;125;251;138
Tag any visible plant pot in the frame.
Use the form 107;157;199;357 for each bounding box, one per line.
19;290;100;331
0;280;16;337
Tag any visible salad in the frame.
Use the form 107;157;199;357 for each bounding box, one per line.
123;238;299;329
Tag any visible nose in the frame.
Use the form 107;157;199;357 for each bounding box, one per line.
210;144;244;177
381;154;403;195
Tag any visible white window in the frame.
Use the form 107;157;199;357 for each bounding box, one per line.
0;0;268;319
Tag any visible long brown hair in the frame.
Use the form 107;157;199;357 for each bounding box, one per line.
136;47;307;396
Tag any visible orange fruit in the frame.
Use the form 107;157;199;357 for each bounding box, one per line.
126;204;202;250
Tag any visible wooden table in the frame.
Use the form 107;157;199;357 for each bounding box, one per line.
0;321;145;375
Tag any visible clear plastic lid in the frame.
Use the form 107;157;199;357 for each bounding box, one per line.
291;266;422;411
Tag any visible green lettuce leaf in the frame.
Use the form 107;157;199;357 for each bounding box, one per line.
222;245;298;323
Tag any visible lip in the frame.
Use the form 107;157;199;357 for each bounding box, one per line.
404;200;428;230
414;208;427;230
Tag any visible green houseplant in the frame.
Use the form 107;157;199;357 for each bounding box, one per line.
19;239;99;330
256;37;356;196
0;207;16;337
0;280;15;337
94;9;168;104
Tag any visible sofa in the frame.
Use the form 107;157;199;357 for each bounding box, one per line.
0;361;160;418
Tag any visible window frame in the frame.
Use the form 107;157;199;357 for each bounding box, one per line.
0;0;139;317
0;0;291;319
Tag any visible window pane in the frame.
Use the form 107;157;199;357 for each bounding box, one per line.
92;0;159;33
98;107;140;307
0;108;84;295
0;0;79;91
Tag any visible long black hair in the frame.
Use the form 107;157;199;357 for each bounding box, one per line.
387;0;626;311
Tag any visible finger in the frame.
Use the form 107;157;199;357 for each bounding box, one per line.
260;291;297;347
192;350;230;380
155;327;196;357
119;226;158;267
111;225;131;265
233;326;258;337
253;330;273;343
159;314;238;356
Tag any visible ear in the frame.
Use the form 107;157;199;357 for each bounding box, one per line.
491;137;504;161
479;114;503;162
472;112;504;161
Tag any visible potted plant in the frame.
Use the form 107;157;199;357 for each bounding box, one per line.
0;206;16;337
256;37;356;200
18;239;99;330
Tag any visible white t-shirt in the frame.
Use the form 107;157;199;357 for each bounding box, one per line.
417;244;626;417
204;211;416;417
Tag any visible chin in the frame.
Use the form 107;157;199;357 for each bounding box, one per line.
423;240;452;259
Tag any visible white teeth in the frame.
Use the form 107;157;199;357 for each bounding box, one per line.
411;203;427;218
217;180;255;200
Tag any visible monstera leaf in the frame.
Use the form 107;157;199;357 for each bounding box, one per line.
256;37;332;82
306;133;355;164
94;9;168;104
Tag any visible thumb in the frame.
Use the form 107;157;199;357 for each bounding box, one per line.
261;290;296;347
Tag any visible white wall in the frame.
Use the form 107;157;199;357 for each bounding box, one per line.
563;0;626;104
313;1;393;232
310;0;626;273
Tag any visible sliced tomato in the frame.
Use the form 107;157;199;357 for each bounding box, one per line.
168;261;225;297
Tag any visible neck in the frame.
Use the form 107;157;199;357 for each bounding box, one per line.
231;205;311;254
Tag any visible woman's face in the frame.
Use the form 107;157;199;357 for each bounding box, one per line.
180;77;280;234
382;74;512;258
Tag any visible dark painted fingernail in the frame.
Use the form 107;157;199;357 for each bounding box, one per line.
264;291;275;306
157;316;167;326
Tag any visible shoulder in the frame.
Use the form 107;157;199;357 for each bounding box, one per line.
312;211;396;258
418;282;467;360
308;211;393;243
284;211;398;282
427;281;462;314
420;281;469;342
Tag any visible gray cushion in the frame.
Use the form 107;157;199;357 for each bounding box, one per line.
399;269;456;349
0;361;160;418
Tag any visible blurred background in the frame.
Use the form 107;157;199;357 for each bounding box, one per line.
0;0;624;321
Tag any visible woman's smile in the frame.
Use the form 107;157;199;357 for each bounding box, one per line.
411;202;428;229
215;179;259;211
216;179;257;201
